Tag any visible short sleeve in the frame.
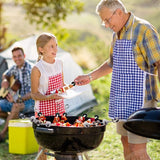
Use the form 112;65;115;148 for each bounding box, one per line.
141;27;160;66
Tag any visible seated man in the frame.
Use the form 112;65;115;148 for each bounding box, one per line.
0;47;34;143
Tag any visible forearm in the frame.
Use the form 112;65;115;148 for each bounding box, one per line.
74;61;112;86
31;92;49;101
89;62;112;81
31;92;58;101
21;92;32;101
155;61;160;82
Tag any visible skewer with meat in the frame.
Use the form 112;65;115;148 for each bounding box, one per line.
52;82;75;94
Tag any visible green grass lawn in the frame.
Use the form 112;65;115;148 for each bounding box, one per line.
0;110;160;160
0;77;160;160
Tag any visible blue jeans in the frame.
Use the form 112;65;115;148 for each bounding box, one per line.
0;99;35;113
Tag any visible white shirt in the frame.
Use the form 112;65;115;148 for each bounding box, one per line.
35;58;63;95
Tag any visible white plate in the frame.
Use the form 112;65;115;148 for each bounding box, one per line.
51;86;86;99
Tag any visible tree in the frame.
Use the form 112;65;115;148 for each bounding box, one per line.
15;0;84;39
0;0;84;48
0;1;16;51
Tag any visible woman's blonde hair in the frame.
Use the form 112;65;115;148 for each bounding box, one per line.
36;32;57;61
96;0;127;14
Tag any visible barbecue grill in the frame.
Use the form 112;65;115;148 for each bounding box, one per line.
123;107;160;140
32;115;108;160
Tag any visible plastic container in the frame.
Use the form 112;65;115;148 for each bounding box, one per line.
9;119;39;154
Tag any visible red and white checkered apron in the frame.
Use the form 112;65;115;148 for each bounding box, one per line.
39;73;65;116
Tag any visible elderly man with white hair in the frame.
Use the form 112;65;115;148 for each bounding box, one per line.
74;0;160;159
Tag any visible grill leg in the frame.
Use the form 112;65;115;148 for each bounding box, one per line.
35;148;44;160
54;153;83;160
35;150;90;160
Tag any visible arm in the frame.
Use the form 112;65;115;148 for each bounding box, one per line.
74;61;112;86
21;92;32;101
141;28;160;82
1;78;9;89
1;70;15;102
1;72;10;89
155;60;160;82
89;61;112;80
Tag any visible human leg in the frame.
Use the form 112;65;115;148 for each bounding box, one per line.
128;143;150;160
120;136;131;160
126;99;158;160
0;99;13;141
117;121;150;160
0;103;24;140
117;99;157;159
121;135;150;160
127;129;150;160
0;99;13;115
127;95;155;160
22;99;35;113
117;121;131;160
0;111;8;118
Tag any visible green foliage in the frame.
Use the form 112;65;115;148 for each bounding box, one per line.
91;75;111;103
59;29;109;68
14;0;84;39
85;36;110;64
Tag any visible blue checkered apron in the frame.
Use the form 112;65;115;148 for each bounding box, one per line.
109;34;146;120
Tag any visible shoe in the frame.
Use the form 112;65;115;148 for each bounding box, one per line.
0;118;5;125
0;135;5;143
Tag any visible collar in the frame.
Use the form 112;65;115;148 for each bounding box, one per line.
122;12;134;32
116;12;134;39
16;61;26;70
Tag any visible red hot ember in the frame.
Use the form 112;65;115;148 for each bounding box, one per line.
31;112;105;128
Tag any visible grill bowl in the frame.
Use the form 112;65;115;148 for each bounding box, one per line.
32;116;106;154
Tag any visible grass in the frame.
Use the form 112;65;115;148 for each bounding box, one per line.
1;109;160;160
0;76;160;160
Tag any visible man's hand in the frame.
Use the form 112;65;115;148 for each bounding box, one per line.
74;74;90;86
6;93;14;103
1;79;9;89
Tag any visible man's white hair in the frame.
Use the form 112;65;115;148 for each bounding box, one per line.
96;0;127;14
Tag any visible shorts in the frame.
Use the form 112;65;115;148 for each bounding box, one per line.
0;99;35;113
116;99;157;144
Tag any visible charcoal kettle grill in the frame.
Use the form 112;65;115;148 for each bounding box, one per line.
32;115;108;160
123;107;160;140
